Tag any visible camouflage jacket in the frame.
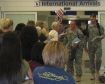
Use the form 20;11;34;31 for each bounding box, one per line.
64;28;85;49
87;23;104;46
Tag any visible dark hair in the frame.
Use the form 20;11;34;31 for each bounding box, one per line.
20;26;38;48
0;32;22;84
15;23;26;32
0;29;4;36
90;13;96;18
13;30;20;36
31;42;45;65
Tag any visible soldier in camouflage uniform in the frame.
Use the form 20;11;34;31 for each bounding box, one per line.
87;14;105;80
64;21;84;82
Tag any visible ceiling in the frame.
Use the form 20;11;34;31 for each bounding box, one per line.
37;11;98;20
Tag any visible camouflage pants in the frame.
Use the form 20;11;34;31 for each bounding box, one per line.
88;44;102;74
67;47;83;77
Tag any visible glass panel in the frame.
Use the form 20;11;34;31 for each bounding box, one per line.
48;16;56;29
100;13;105;66
100;13;105;29
5;14;35;30
37;15;47;21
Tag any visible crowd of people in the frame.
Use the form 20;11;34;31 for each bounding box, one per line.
0;13;104;84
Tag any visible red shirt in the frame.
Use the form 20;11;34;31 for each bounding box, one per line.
28;60;43;72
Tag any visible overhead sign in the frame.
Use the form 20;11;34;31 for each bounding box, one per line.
35;1;101;7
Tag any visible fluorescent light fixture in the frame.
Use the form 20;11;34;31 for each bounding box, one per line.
88;20;91;24
68;21;71;24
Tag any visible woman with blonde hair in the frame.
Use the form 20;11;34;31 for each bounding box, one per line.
33;41;75;84
49;22;60;41
43;21;49;32
36;26;47;43
0;18;13;33
35;20;47;36
43;21;49;36
35;20;43;29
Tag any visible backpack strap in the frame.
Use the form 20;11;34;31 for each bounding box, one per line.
83;23;101;37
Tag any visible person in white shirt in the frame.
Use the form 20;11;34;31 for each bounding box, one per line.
49;22;60;41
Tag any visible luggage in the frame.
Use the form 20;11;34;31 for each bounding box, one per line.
99;72;105;83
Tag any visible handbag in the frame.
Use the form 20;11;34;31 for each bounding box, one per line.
99;72;105;83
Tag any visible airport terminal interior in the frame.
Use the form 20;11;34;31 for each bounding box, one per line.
35;11;104;84
3;10;105;84
0;0;105;84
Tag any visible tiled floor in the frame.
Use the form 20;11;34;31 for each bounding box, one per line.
74;73;102;84
73;50;104;84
